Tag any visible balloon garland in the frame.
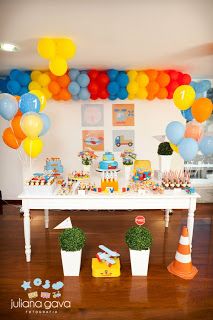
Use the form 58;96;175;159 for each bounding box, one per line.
0;37;212;161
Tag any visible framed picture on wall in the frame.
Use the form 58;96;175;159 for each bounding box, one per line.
81;104;104;127
112;104;134;126
112;130;135;151
82;130;104;151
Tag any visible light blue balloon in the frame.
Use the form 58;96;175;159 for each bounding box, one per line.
72;94;79;101
0;93;18;120
7;80;21;95
39;113;51;136
68;81;80;95
196;92;205;99
19;93;40;114
68;69;80;81
179;138;198;161
79;88;90;100
77;73;90;88
196;80;211;93
166;121;185;145
199;136;213;156
181;108;193;121
190;81;198;92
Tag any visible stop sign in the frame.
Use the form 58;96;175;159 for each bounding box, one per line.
135;215;145;226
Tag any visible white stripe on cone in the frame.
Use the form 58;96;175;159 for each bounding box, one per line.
175;251;191;264
179;235;190;246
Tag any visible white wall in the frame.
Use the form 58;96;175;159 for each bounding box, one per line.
0;99;184;199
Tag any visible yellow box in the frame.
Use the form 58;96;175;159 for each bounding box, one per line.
92;258;121;277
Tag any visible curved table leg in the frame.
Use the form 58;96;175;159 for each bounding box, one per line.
24;208;31;262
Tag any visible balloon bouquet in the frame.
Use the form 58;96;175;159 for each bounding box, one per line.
0;92;51;161
165;84;213;162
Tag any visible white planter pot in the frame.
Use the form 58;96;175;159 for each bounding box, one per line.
159;155;172;173
61;249;82;276
129;248;150;276
83;165;91;172
124;165;132;181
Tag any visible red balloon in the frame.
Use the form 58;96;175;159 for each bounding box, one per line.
90;94;98;100
97;72;110;87
178;73;191;85
88;80;99;95
99;88;109;99
167;70;180;81
88;70;99;80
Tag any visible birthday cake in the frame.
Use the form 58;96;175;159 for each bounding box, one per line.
99;152;118;170
44;157;63;175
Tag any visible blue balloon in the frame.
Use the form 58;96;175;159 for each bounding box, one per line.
68;81;80;95
181;108;193;121
0;78;8;93
19;93;40;114
107;81;119;95
196;80;211;93
17;72;31;86
68;69;80;81
195;92;205;99
190;81;198;92
7;80;21;95
77;73;90;88
18;87;29;96
9;69;21;81
199;136;213;156
79;88;90;100
0;93;18;120
107;69;118;80
118;88;128;100
39;113;51;136
179;138;198;161
109;94;117;100
166;121;185;145
117;72;129;87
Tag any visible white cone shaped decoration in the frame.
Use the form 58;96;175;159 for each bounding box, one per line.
54;217;72;229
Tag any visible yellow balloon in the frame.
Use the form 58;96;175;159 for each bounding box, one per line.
49;56;68;76
127;81;139;95
173;85;196;110
41;87;52;100
38;73;51;87
28;81;41;91
127;70;137;81
23;137;43;158
55;38;76;59
37;38;56;59
137;72;149;87
31;71;41;81
21;113;43;139
30;90;47;111
136;87;148;99
170;143;179;153
128;94;135;100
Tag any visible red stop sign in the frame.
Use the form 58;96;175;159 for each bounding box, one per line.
135;215;145;226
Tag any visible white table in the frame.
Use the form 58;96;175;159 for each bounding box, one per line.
18;191;200;262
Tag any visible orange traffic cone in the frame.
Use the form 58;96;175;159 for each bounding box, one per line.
167;226;198;280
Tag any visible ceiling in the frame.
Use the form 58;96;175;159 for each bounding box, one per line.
0;0;213;77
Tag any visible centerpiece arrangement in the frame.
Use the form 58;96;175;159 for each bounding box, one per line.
120;149;137;181
78;149;98;172
157;142;173;173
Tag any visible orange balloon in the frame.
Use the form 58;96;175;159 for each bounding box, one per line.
2;128;21;149
184;122;203;141
145;69;158;81
157;87;168;99
52;93;61;101
15;96;20;102
156;72;170;87
11;115;26;140
191;98;213;123
46;71;57;81
15;109;22;116
147;94;155;100
147;81;160;96
48;81;60;95
57;74;70;88
59;89;71;101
